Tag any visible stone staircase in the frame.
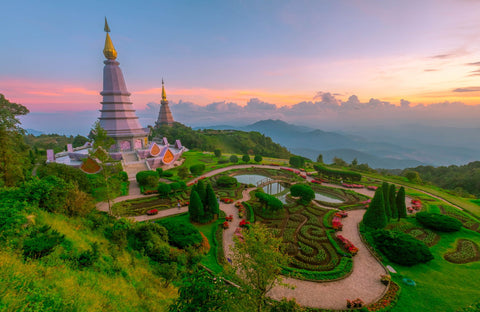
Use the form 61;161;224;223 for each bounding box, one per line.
122;151;150;180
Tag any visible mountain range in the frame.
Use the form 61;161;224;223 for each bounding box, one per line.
198;119;480;169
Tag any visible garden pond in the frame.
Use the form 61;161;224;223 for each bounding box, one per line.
234;174;344;204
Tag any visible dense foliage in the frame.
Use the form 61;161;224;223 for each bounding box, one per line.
372;229;434;266
152;122;291;158
36;162;91;192
189;181;219;223
136;170;159;187
158;218;203;249
362;188;387;229
216;175;238;187
190;163;206;176
416;212;463;232
255;192;284;211
290;184;315;204
0;94;30;186
396;186;407;219
313;164;361;182
404;162;480;197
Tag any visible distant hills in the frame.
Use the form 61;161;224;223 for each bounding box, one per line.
198;119;479;169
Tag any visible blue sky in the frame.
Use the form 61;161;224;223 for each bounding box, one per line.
3;0;480;133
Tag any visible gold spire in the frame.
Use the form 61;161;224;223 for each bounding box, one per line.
161;78;167;101
103;18;117;60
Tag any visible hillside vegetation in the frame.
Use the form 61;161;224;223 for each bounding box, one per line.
152;122;292;159
403;162;480;197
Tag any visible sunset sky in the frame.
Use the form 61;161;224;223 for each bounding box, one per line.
3;0;480;116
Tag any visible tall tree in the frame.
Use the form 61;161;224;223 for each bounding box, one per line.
389;184;398;220
316;154;323;164
195;179;207;204
0;94;29;186
89;121;117;213
362;187;387;229
396;186;407;220
230;223;290;312
205;182;219;219
188;190;204;223
382;182;391;221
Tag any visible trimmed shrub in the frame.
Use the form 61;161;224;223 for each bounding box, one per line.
372;229;434;266
156;168;164;177
190;164;206;176
162;171;174;177
214;149;222;157
313;164;361;182
157;218;203;249
290;184;315;204
188;190;204;222
362;188;387;229
119;171;129;182
255;192;283;211
254;155;263;163
229;155;238;163
416;212;462;232
157;182;172;198
136;170;159;186
396;186;407;219
242;154;250;163
216;175;237;187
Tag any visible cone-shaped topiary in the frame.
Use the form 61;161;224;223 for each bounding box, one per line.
389;184;397;220
362;187;387;229
188;190;204;223
396;186;407;220
205;182;219;219
382;182;391;221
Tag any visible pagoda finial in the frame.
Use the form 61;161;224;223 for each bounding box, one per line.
161;78;167;101
103;18;117;60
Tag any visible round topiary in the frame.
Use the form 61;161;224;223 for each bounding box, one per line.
415;212;462;232
372;229;434;266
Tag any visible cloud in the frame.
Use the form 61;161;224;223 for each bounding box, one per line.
466;61;480;66
452;86;480;92
468;69;480;76
424;69;438;72
430;54;455;59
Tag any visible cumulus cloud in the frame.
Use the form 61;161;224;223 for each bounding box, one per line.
20;93;480;135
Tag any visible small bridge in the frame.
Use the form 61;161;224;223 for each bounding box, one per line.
256;177;286;189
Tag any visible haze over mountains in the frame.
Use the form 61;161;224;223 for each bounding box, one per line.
199;120;480;169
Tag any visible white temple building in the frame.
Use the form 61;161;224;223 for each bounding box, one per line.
47;19;186;176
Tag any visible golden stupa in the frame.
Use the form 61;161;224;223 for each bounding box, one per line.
103;17;117;60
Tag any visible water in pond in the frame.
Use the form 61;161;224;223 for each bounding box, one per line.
314;192;343;204
234;174;268;185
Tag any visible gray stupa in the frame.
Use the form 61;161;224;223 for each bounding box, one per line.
155;79;174;127
98;18;148;151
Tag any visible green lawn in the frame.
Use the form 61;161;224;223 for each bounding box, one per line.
389;227;480;312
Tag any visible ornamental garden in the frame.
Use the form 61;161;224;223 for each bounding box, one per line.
91;151;480;311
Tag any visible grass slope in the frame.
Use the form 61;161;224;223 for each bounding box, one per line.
0;209;176;311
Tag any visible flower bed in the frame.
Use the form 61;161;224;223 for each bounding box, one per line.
221;198;234;204
366;281;400;311
336;234;359;255
146;209;158;215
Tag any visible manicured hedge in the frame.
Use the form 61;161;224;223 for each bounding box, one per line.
242;201;255;223
281;256;352;281
313;164;361;182
157;218;202;249
216;175;237;187
190;164;206;176
136;170;159;186
416;211;462;232
372;229;434;266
